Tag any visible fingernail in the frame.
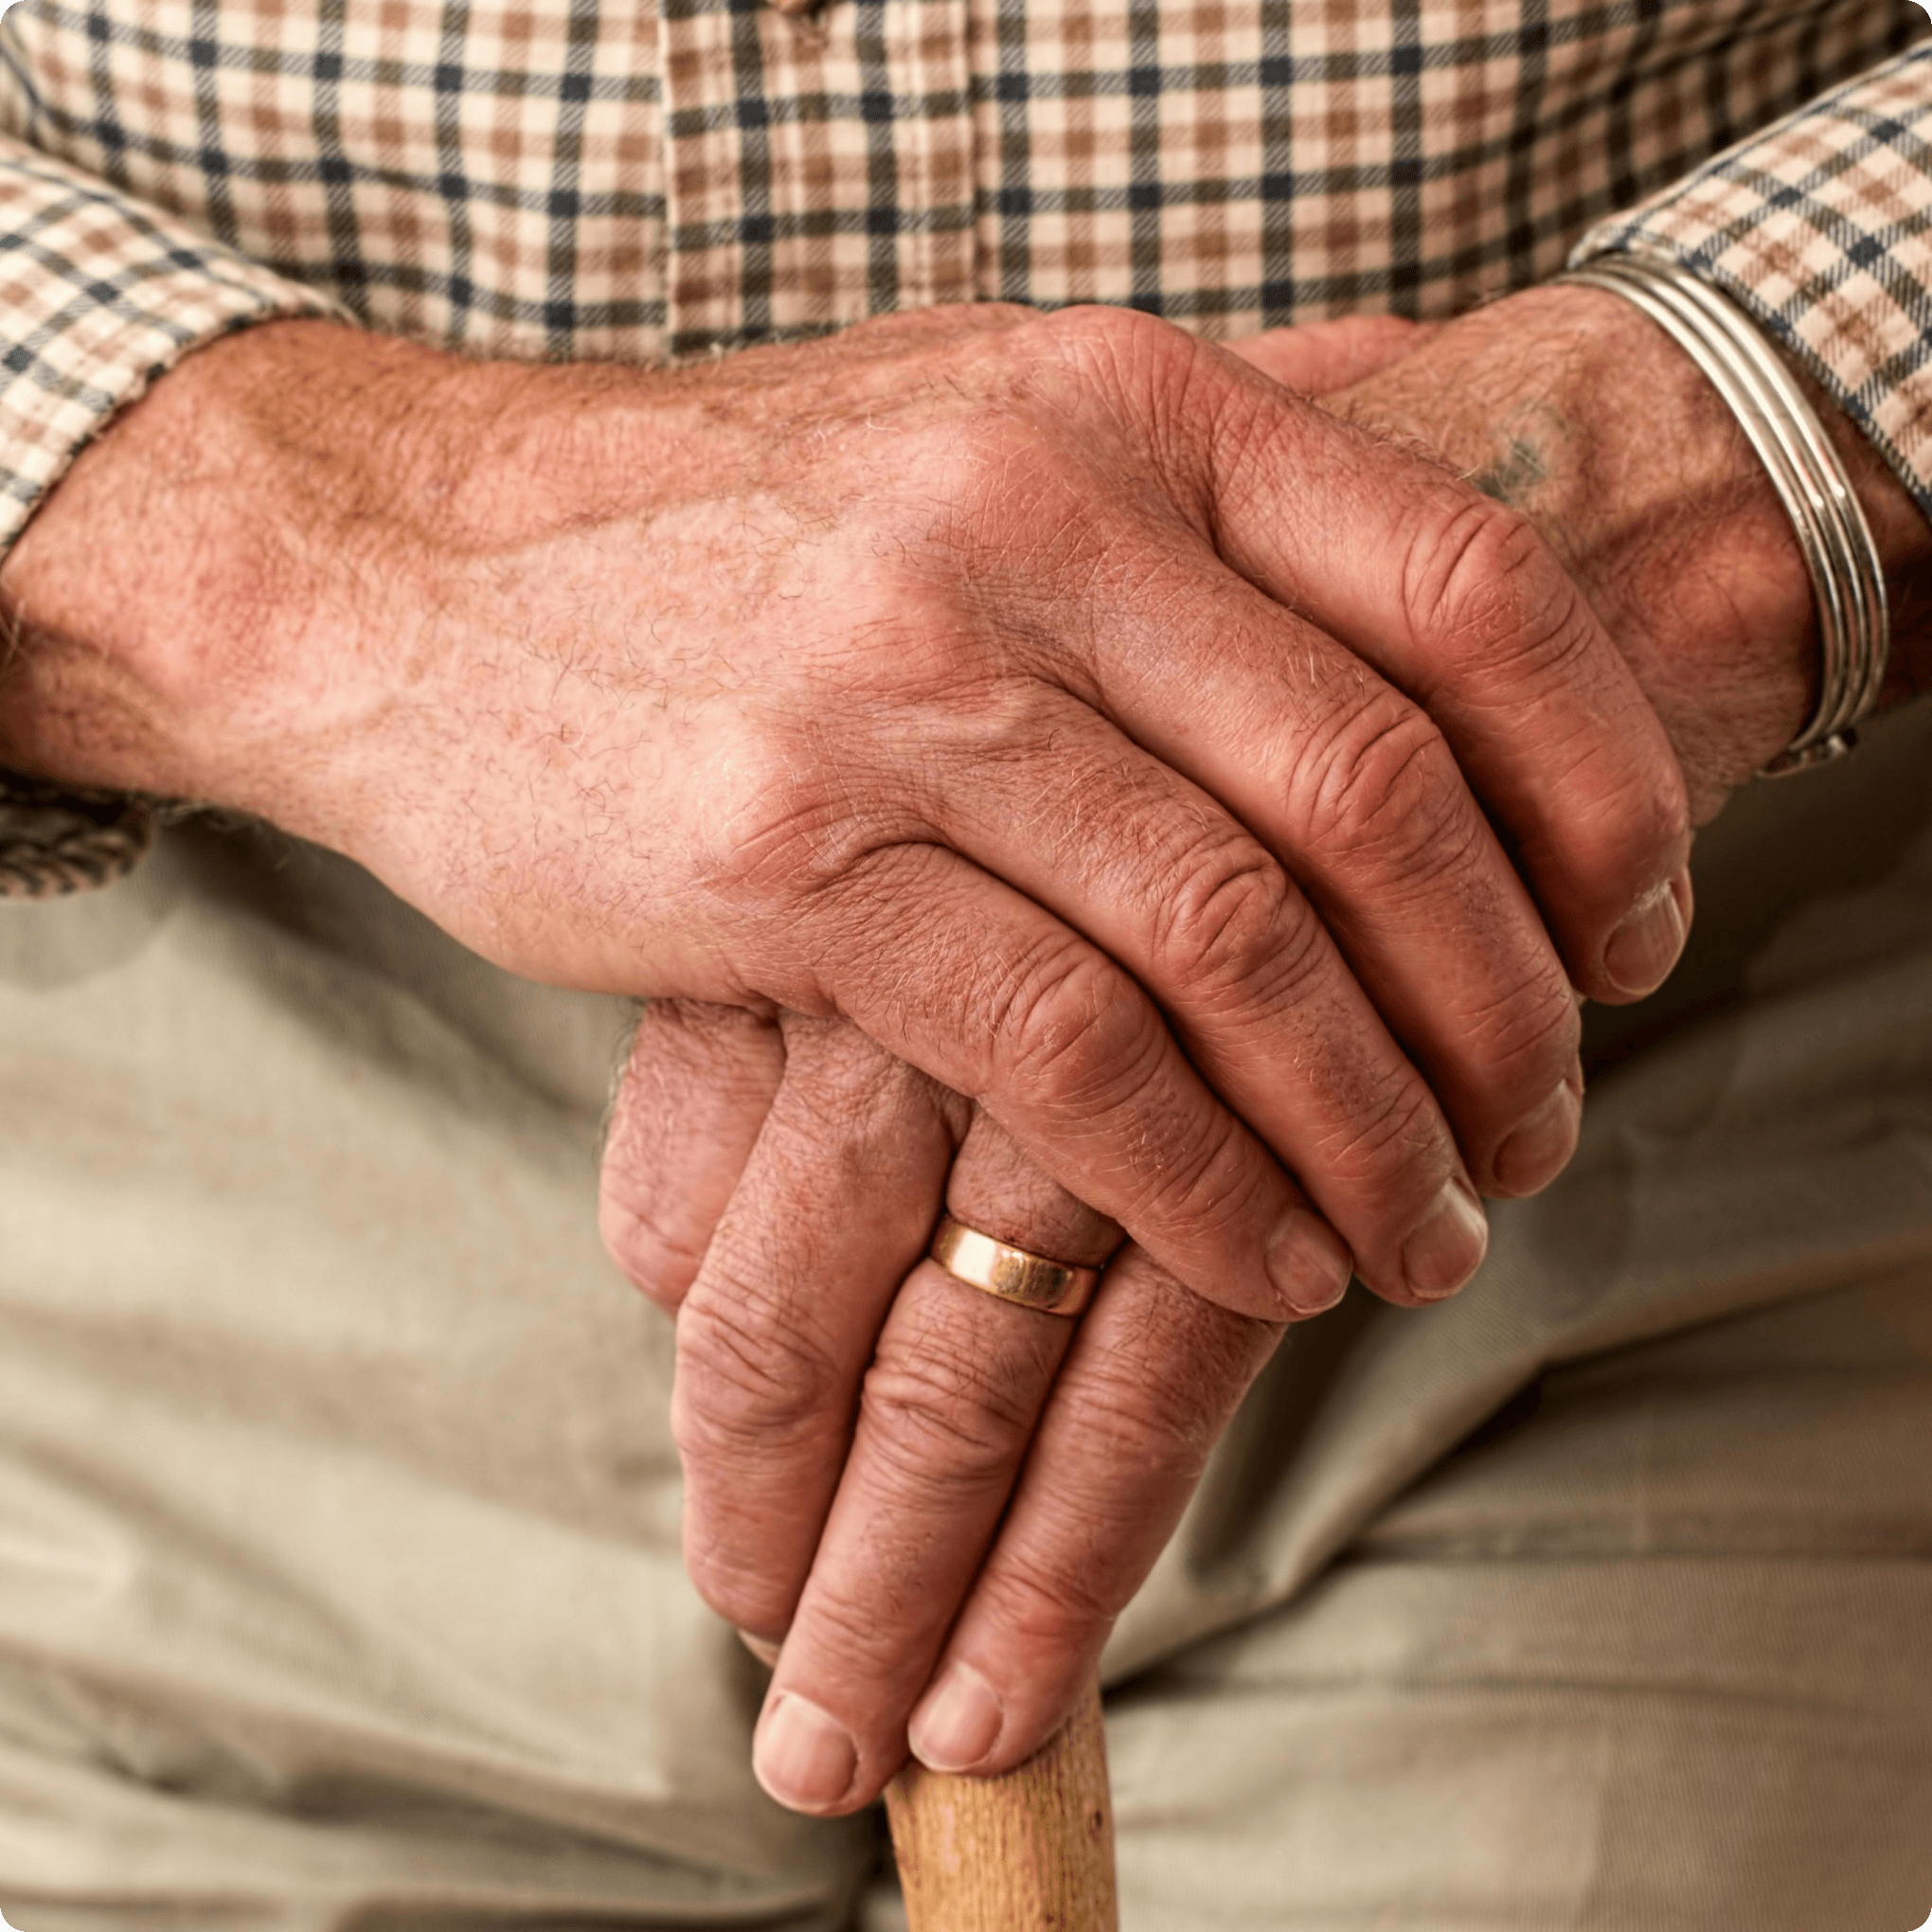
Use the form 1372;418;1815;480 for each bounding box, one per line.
1604;874;1689;998
1402;1178;1488;1302
1264;1208;1354;1316
909;1661;1005;1773
1492;1082;1582;1197
754;1694;857;1813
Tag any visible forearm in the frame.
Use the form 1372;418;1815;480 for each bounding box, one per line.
0;114;365;903
1559;41;1932;736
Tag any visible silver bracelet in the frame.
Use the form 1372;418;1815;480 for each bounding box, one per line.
1553;251;1890;778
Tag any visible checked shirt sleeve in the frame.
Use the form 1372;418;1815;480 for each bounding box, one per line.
0;132;344;900
1575;45;1932;525
0;132;344;899
0;131;344;558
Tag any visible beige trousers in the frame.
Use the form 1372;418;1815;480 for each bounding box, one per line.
3;707;1932;1930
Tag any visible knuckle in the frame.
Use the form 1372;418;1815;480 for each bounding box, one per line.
1063;1315;1267;1479
712;778;885;912
1401;492;1584;679
598;1192;703;1314
1132;1105;1266;1247
1295;689;1466;871
1073;1099;1277;1279
793;1582;917;1679
995;939;1167;1122
680;1522;798;1639
671;1287;850;1465
1313;1076;1446;1201
699;727;957;927
987;935;1277;1265
1459;965;1583;1087
1036;306;1217;489
1043;301;1191;379
611;999;783;1122
857;1316;1042;1494
1060;1370;1215;1486
1399;492;1690;874
977;1541;1121;1651
692;719;842;897
778;1013;951;1145
1148;835;1314;1011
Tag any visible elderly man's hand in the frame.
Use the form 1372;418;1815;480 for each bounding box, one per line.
1263;285;1932;822
600;284;1932;1816
0;301;1686;1320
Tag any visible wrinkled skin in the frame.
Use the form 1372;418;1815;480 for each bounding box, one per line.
3;299;1702;1335
597;287;1932;1814
6;278;1923;1819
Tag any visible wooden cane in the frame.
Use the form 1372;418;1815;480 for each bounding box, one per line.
886;1668;1118;1931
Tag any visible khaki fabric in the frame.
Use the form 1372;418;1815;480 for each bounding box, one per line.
0;824;873;1927
5;705;1932;1928
1096;701;1932;1927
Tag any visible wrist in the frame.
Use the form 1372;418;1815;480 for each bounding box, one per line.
0;319;492;843
1337;280;1932;816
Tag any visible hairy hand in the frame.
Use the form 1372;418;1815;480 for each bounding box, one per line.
600;290;1932;1815
1265;282;1932;823
0;301;1689;1328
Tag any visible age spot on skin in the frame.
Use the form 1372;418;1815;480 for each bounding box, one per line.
1467;399;1578;510
1471;438;1548;510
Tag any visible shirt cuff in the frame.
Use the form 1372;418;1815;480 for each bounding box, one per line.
1572;44;1932;529
0;131;348;554
0;133;347;900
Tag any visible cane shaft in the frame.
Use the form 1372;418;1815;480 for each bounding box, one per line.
886;1671;1118;1932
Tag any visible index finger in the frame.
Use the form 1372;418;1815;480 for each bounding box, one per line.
1203;358;1692;1002
1048;318;1690;1006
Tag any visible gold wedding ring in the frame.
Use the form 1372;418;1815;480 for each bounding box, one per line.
927;1215;1100;1319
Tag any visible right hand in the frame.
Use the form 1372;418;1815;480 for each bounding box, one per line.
604;1002;1267;1816
0;300;1690;1315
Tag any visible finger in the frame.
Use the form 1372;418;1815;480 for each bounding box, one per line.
867;349;1585;1238
906;1243;1283;1777
599;1001;786;1315
872;683;1524;1300
1225;314;1430;394
1187;350;1693;1005
799;840;1358;1323
748;1118;1129;1816
955;579;1588;1213
673;1017;964;1645
938;1110;1124;1264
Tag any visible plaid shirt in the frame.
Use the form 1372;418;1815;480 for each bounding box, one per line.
0;0;1929;893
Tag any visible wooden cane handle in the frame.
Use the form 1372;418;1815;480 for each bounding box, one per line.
886;1670;1118;1932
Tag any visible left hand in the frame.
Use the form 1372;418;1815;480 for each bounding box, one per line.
601;284;1932;1816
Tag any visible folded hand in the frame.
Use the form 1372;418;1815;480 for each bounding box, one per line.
599;284;1931;1815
